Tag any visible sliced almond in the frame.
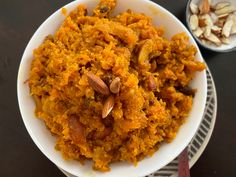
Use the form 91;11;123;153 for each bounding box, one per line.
190;14;199;30
190;2;199;14
211;25;222;31
231;24;236;34
193;27;204;37
214;2;231;10
217;13;229;19
102;95;115;118
211;25;222;36
226;14;236;35
86;72;110;95
215;5;236;15
204;26;212;38
221;37;230;44
222;19;234;37
109;77;121;94
205;33;222;46
199;0;210;14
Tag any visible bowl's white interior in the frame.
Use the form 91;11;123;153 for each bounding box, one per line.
186;0;236;51
17;0;207;176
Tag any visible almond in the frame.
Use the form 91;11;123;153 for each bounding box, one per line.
109;77;121;94
86;72;110;95
214;2;231;10
231;24;236;34
190;2;199;14
102;95;115;118
190;14;199;30
217;13;229;19
221;37;230;44
222;19;234;37
199;0;210;14
211;25;222;31
215;5;236;15
227;14;236;34
204;26;212;38
193;27;204;37
205;33;221;46
211;25;222;35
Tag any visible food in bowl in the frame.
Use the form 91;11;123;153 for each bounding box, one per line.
189;0;236;46
28;0;205;172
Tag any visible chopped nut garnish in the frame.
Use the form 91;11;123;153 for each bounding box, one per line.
190;14;199;30
87;72;110;95
102;95;115;118
189;0;236;46
109;77;121;94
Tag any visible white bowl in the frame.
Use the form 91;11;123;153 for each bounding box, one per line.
17;0;207;176
186;0;236;52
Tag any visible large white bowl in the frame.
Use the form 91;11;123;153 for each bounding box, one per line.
17;0;207;176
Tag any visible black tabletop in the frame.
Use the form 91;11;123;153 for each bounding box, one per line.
0;0;235;177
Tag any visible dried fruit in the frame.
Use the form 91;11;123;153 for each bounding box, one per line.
102;95;115;118
199;0;210;14
109;77;121;94
222;19;233;37
190;14;199;30
190;2;199;14
215;5;236;15
87;72;110;95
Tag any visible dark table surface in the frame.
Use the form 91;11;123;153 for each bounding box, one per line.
0;0;236;177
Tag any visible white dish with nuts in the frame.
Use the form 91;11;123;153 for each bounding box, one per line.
186;0;236;52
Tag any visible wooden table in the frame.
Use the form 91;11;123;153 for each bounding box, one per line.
0;0;235;177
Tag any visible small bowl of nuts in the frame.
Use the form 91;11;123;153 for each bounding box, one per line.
186;0;236;52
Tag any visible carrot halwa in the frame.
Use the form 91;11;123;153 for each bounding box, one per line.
28;0;205;171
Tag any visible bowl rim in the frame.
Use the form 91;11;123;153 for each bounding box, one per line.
17;0;207;176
